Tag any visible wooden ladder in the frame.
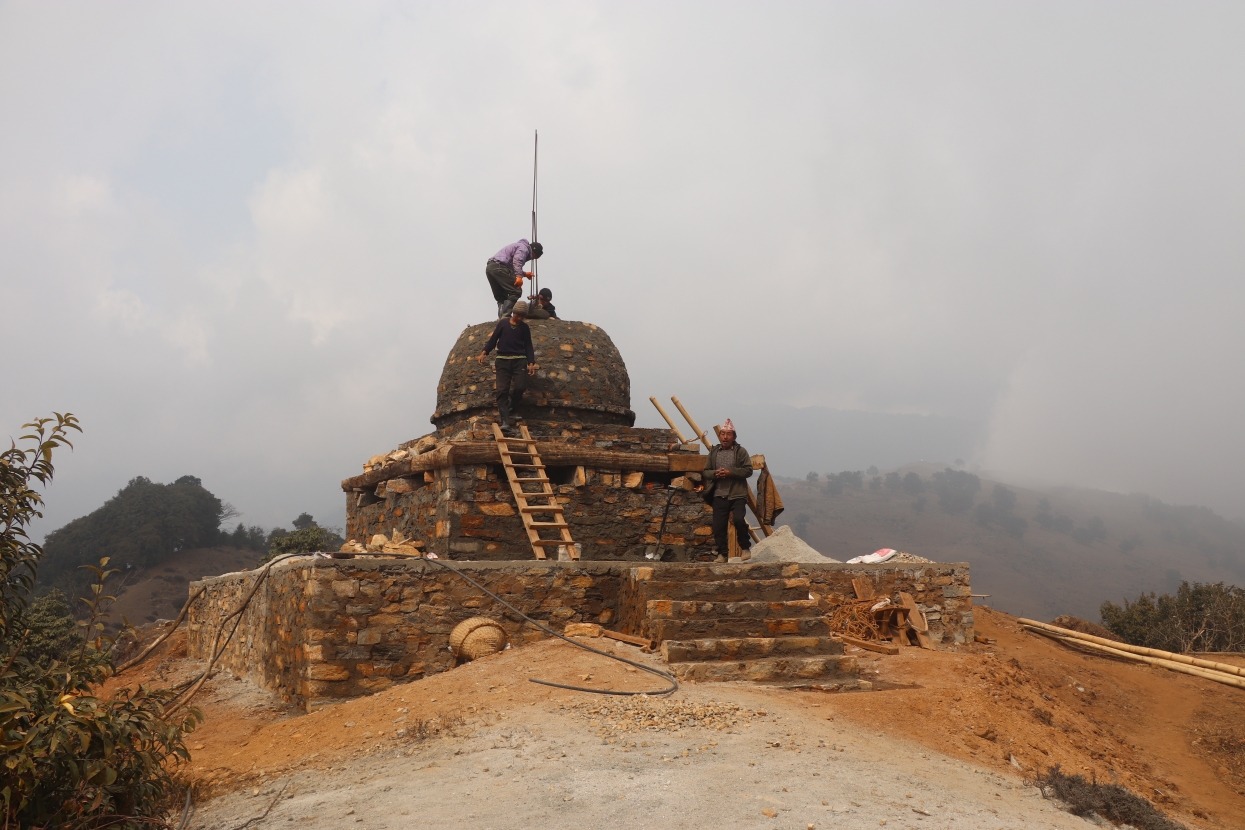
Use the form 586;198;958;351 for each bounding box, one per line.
492;424;579;560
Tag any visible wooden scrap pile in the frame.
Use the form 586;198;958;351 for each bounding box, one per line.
1020;618;1245;691
828;578;934;656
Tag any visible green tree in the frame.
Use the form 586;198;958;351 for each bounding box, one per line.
2;415;199;828
1101;581;1245;653
259;514;343;564
40;474;233;593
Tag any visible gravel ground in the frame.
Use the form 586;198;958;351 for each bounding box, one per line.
186;685;1095;830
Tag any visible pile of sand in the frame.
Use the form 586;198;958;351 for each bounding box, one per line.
747;525;841;563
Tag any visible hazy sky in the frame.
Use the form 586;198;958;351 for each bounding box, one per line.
3;1;1244;537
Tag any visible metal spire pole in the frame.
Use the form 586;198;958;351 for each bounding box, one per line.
531;130;538;300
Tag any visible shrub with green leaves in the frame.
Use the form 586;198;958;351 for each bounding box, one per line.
260;519;343;564
1101;581;1245;653
2;415;200;828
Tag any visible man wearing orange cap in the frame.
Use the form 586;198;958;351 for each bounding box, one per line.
705;419;753;562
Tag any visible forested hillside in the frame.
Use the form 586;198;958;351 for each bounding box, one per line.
777;463;1245;621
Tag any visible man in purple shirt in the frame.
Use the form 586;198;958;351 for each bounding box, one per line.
486;238;544;318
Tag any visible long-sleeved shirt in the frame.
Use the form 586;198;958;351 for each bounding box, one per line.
482;318;535;364
490;239;534;277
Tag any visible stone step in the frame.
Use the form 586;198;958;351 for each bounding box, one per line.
669;654;858;683
650;616;833;641
639;578;810;603
646;598;823;620
631;563;796;582
661;636;844;663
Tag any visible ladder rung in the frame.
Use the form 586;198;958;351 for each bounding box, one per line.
530;539;576;546
505;463;545;468
519;505;563;513
528;521;569;529
513;476;550;483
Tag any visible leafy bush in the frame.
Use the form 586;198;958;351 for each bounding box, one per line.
0;589;79;669
259;516;343;564
884;471;902;491
2;415;199;828
1101;581;1245;653
931;468;980;514
41;473;235;594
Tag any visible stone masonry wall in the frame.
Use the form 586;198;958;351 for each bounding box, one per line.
346;423;716;562
188;558;624;710
347;464;716;561
188;558;972;711
617;562;974;646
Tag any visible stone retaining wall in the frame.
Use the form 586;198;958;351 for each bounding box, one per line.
188;558;972;711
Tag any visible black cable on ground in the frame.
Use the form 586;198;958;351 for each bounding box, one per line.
420;555;678;697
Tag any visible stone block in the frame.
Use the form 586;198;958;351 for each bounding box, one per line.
477;503;516;516
357;629;382;645
307;663;351;681
332;580;359;598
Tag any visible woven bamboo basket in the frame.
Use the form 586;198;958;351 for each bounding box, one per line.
449;617;508;662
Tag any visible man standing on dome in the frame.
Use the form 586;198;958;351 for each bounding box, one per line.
486;238;543;318
477;300;538;430
705;419;753;562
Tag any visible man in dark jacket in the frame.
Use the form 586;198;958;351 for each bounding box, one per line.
486;238;543;318
477;301;538;429
525;287;558;319
704;419;753;562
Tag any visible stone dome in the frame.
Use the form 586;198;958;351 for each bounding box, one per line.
432;318;635;429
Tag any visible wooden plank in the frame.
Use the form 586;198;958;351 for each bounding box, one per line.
833;635;900;655
851;578;875;600
668;453;708;472
601;630;656;649
519;505;563;513
897;591;933;649
897;592;928;632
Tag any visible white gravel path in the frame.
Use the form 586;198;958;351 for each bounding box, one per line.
187;685;1095;830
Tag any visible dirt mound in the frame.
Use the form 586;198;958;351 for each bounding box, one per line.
748;525;840;563
1050;615;1124;642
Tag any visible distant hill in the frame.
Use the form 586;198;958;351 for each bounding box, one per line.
775;464;1245;621
103;546;258;630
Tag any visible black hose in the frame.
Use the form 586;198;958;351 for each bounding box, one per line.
421;556;677;696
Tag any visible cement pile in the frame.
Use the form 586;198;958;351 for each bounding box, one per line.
748;525;841;563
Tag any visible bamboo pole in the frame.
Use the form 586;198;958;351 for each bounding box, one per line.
1024;627;1245;690
670;396;712;447
1018;618;1245;678
649;397;689;442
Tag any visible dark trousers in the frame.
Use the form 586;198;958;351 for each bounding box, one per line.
486;260;521;305
495;359;528;414
712;496;750;556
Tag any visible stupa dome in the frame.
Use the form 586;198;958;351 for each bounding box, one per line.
432;318;635;429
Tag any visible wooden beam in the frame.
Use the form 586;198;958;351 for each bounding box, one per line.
833;635;900;655
340;442;689;491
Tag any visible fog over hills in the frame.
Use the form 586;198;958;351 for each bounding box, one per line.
773;465;1245;622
